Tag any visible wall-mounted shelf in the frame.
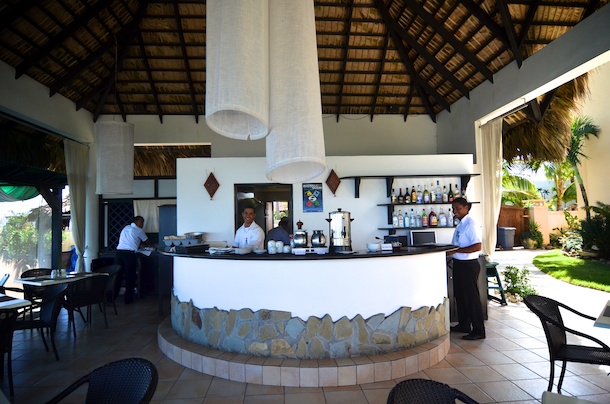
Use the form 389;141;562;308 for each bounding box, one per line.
339;173;479;198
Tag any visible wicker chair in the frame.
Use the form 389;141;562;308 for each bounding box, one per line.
524;295;610;393
44;357;158;404
14;284;67;361
64;275;109;338
20;268;52;318
0;308;19;397
91;264;122;316
387;378;479;404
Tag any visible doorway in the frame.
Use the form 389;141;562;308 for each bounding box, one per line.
234;184;292;235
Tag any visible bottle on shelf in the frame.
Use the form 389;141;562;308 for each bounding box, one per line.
415;209;422;228
435;180;442;202
439;207;447;227
442;185;448;203
453;184;460;199
423;185;430;203
392;210;399;227
416;185;423;204
404;210;410;228
397;188;404;205
405;187;411;204
411;186;417;203
447;208;454;227
430;182;436;203
391;188;397;204
421;208;428;227
448;184;454;202
409;209;416;228
428;208;438;227
398;210;404;227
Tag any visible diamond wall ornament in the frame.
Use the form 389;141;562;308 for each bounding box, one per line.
204;172;220;199
326;169;341;195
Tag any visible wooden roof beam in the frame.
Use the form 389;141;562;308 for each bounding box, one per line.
459;0;511;50
369;33;391;122
335;1;354;122
137;32;163;123
375;0;451;113
15;0;110;78
496;0;524;67
402;0;493;84
173;0;199;123
517;0;540;49
50;1;150;96
0;0;38;35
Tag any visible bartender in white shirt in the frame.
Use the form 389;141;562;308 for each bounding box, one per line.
233;206;265;250
115;216;152;304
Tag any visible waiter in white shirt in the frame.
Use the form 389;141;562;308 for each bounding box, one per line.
115;216;152;304
233;206;265;250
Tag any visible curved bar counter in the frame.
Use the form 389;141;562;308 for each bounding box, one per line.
159;245;455;386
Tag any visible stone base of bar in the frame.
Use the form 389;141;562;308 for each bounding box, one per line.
158;317;450;387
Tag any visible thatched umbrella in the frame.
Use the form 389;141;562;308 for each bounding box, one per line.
503;74;589;163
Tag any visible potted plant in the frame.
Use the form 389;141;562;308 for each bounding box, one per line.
503;265;537;303
521;221;543;249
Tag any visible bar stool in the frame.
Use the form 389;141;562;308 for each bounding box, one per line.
486;261;507;305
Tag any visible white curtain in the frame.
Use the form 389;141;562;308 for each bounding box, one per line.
64;139;89;272
480;118;503;257
134;199;175;233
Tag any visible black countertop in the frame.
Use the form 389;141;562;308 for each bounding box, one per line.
159;244;456;260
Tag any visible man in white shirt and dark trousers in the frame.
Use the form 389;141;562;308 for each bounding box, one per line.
233;206;265;251
447;198;485;340
115;216;151;304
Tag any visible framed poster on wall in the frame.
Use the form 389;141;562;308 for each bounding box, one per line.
303;183;323;212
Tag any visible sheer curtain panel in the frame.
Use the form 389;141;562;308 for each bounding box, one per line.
64;139;89;272
480;118;503;257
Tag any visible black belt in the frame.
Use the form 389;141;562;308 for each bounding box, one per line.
117;249;136;253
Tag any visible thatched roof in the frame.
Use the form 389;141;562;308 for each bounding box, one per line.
0;0;606;123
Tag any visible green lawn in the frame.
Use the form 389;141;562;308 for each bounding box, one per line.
533;249;610;293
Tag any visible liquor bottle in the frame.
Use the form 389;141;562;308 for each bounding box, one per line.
397;188;404;205
392;210;399;227
398;210;404;227
405;187;411;204
423;185;430;203
404;210;410;228
415;209;422;228
453;184;460;199
416;185;423;204
410;186;417;203
448;184;454;202
430;183;436;203
435;180;442;202
442;186;449;203
439;207;447;227
391;188;397;204
409;209;416;227
447;208;454;227
428;208;438;227
421;208;428;227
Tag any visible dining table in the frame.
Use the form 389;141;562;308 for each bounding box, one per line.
0;293;31;310
14;271;107;287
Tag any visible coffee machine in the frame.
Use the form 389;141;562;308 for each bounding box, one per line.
326;208;354;253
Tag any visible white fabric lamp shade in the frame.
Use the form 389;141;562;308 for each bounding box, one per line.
266;0;326;183
205;0;270;140
95;121;134;195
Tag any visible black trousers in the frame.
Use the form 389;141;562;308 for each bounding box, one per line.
453;258;485;336
115;250;139;303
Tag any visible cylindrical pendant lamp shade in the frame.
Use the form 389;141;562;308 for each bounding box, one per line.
266;0;326;183
205;0;270;140
95;122;134;195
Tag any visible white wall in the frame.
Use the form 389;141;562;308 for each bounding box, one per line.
579;63;610;207
177;155;473;251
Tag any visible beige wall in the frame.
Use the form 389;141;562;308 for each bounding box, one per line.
578;63;610;208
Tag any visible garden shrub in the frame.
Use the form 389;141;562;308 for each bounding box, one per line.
580;202;610;259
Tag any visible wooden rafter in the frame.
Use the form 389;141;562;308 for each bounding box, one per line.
369;32;391;122
173;0;199;123
496;0;524;67
335;1;354;122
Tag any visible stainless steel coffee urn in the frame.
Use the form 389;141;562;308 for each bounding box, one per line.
326;208;354;253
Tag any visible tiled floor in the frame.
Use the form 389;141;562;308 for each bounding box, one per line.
3;249;610;403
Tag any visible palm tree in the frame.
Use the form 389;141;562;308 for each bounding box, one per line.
501;163;542;206
543;160;575;211
567;116;601;219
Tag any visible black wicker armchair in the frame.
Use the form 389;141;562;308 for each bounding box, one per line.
524;295;610;393
387;378;479;404
45;357;158;404
0;308;19;396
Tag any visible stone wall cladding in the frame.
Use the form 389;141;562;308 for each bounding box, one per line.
171;293;449;359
